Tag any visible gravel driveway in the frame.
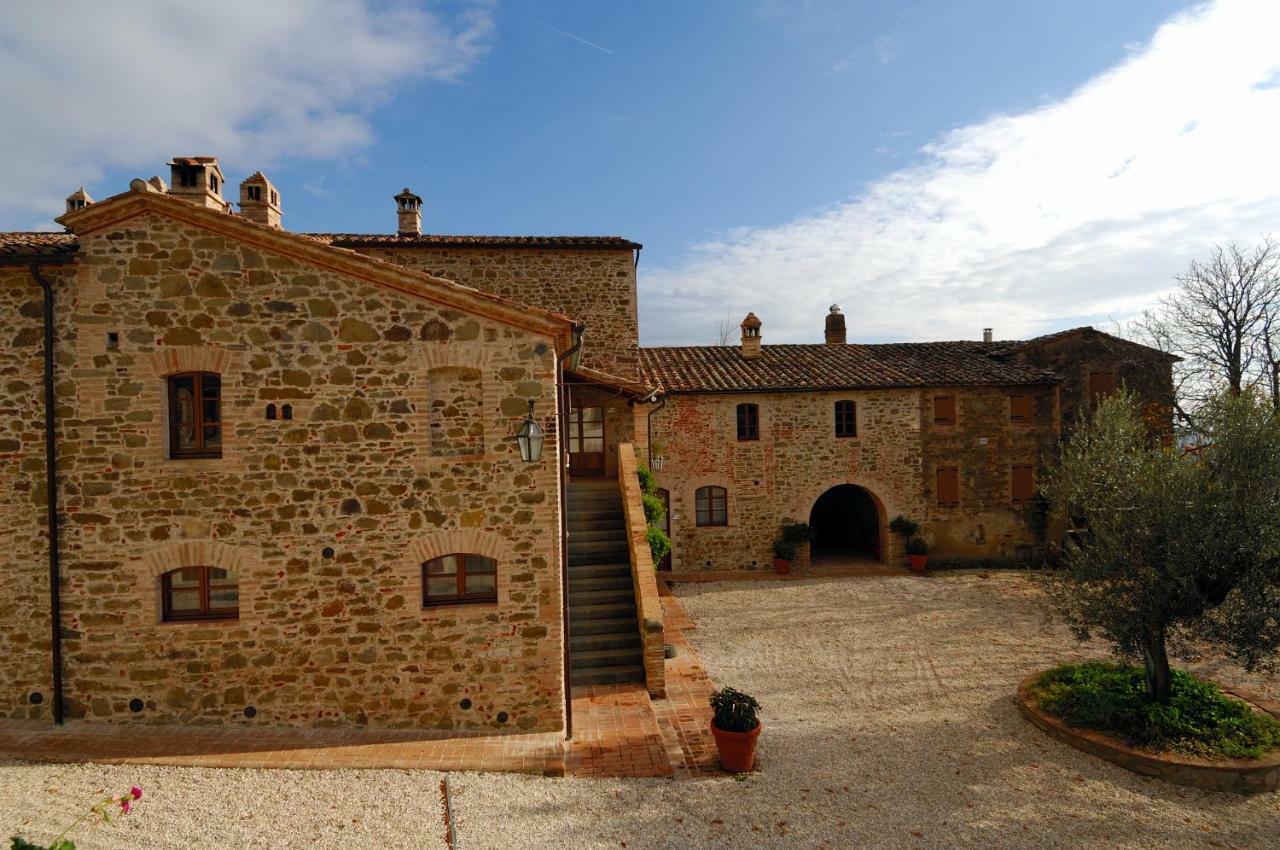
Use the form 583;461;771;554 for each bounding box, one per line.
3;572;1278;848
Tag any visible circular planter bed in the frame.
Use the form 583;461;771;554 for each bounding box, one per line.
1017;672;1280;794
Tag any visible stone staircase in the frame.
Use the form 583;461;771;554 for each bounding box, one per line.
566;479;645;686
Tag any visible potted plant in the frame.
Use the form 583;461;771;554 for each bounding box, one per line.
771;538;797;574
709;686;761;773
906;535;929;572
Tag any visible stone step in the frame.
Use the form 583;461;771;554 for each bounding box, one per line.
569;601;637;623
569;551;631;567
570;665;646;686
568;562;632;580
567;574;632;593
565;508;624;523
567;517;626;533
568;528;628;544
568;615;637;636
568;587;635;607
570;647;644;670
570;631;642;653
570;539;631;556
567;480;618;493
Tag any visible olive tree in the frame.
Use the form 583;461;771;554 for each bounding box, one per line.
1043;390;1280;703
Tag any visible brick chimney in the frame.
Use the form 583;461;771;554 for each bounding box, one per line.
825;304;846;345
740;312;762;359
395;188;422;236
167;156;229;212
64;187;93;214
239;172;282;228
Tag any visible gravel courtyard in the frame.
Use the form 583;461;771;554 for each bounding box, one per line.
3;572;1279;848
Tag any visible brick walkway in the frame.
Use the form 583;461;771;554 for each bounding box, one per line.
566;684;672;778
649;595;720;778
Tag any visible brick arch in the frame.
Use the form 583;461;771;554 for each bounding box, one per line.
789;475;898;564
405;529;512;567
413;343;495;374
136;540;259;624
146;345;237;377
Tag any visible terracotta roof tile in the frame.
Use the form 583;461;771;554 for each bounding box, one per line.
0;232;78;258
312;233;642;250
639;342;1059;393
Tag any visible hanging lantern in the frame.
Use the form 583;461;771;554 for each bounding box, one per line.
516;399;544;462
651;454;665;472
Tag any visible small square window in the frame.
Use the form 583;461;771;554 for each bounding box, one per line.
934;396;955;426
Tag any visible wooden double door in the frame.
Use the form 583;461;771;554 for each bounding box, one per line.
567;405;605;477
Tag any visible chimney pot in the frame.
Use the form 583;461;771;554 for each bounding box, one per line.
166;156;229;212
740;312;762;359
64;187;93;213
825;303;847;345
239;172;283;229
983;328;993;344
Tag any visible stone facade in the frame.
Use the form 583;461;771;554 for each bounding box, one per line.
343;245;640;382
0;195;572;730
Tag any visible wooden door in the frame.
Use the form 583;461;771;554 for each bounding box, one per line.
567;405;605;476
657;488;672;571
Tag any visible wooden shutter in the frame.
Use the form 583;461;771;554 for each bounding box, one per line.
1089;372;1114;404
934;395;955;425
936;466;959;506
1009;394;1032;423
1011;465;1035;504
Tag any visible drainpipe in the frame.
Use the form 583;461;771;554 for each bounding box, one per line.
29;264;64;725
556;324;585;740
645;392;665;470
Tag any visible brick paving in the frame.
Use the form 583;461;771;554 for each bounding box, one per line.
649;595;720;777
566;684;672;778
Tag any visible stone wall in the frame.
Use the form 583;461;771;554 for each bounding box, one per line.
0;212;568;730
0;265;72;720
650;385;1060;572
919;385;1061;560
347;246;640;383
1012;330;1175;435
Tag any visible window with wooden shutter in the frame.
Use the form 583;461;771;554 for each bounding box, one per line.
936;466;959;507
168;372;222;458
1011;465;1035;505
834;400;857;438
934;395;955;426
736;403;759;441
1089;371;1115;405
695;486;728;526
1009;394;1032;424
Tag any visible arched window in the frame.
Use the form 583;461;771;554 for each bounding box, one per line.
736;403;759;441
423;554;497;606
168;372;222;458
695;486;728;527
834;400;857;438
161;566;238;621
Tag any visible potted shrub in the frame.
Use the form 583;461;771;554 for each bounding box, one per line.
709;686;762;773
771;538;797;574
906;535;929;572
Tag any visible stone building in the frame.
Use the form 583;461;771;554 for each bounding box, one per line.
0;155;1173;731
640;310;1176;572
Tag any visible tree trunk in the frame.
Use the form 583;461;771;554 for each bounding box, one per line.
1143;626;1172;704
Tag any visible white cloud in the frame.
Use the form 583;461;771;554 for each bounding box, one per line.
0;0;493;228
641;0;1280;346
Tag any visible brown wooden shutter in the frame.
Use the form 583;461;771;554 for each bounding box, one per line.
1089;372;1115;404
1011;465;1035;504
1009;394;1032;423
934;395;955;425
936;466;959;506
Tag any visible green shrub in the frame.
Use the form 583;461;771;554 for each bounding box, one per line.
636;464;657;497
642;492;666;527
772;539;797;561
780;521;813;545
1032;662;1280;759
889;515;919;538
905;536;929;556
710;686;760;732
646;526;671;564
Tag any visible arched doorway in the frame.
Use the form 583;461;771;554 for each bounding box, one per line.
809;484;882;563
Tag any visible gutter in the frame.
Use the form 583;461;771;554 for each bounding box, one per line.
555;324;585;740
29;263;65;725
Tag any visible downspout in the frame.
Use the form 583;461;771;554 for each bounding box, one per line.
556;324;585;740
645;393;665;470
29;264;63;725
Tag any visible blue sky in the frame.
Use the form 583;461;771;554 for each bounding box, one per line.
5;1;1279;345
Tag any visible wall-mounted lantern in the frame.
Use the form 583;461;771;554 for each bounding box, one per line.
516;399;544;462
650;453;665;472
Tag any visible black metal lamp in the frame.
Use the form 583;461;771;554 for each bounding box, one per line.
516;399;544;462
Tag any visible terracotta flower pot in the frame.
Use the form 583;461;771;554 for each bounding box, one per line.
772;557;792;575
908;554;928;573
711;721;762;773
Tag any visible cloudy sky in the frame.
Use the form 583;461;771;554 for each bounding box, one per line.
3;1;1278;345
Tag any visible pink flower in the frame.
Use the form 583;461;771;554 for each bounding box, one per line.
119;798;131;815
130;786;143;800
